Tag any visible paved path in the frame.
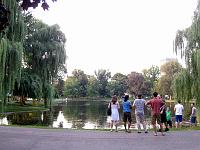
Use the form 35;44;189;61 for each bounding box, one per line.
0;126;200;150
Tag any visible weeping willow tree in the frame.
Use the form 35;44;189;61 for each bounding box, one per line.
13;68;42;105
173;0;200;107
0;0;25;106
172;69;192;103
23;15;66;108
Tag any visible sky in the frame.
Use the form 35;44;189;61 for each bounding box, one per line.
32;0;197;76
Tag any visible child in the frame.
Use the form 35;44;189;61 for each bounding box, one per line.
166;107;172;128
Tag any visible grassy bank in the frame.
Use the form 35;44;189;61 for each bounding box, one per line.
0;102;48;114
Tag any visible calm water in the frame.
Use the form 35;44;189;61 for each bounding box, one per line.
0;100;154;129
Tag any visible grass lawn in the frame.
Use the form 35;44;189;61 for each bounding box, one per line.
0;102;48;113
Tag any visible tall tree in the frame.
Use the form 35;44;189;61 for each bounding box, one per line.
127;71;147;97
95;69;111;97
142;65;160;93
72;69;88;97
108;73;128;97
23;15;66;107
0;0;25;105
64;76;79;98
87;75;98;97
157;60;182;96
174;0;200;105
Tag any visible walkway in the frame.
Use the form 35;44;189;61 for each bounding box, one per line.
0;126;199;150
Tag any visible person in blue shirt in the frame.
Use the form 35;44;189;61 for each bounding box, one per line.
122;94;132;133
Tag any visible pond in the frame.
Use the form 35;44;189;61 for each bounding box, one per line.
0;99;178;130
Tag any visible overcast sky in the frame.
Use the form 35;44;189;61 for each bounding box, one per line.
32;0;197;76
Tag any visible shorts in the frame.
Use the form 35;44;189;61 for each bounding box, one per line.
123;112;132;123
160;113;167;123
167;120;172;127
151;114;161;125
175;115;182;122
190;116;196;124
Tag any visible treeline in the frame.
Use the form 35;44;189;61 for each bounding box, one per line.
58;60;182;99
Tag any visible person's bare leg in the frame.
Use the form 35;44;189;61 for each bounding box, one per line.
128;122;131;133
142;121;148;133
175;122;178;128
160;123;165;136
153;124;157;136
180;122;182;128
115;121;118;132
110;121;113;131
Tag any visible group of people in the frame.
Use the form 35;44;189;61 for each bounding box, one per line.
107;92;197;136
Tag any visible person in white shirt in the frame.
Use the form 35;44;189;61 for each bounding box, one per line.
174;101;184;128
133;94;148;133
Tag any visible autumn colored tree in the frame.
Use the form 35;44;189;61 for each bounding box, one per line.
127;71;150;97
156;60;182;96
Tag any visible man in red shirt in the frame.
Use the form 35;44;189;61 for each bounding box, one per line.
146;92;165;136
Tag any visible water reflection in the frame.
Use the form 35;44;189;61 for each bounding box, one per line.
53;111;73;128
0;117;8;125
0;100;155;129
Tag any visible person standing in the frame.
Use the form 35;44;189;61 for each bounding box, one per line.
106;101;112;128
160;99;169;132
133;94;148;133
190;103;197;127
166;107;172;128
122;94;132;133
146;92;165;136
110;95;120;132
174;100;184;128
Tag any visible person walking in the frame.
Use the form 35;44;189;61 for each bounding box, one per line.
190;103;197;127
122;94;132;133
174;100;184;128
109;95;120;132
146;92;165;136
133;94;148;133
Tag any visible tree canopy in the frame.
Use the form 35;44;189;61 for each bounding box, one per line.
173;0;200;106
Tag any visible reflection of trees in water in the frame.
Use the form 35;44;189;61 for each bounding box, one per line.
62;100;106;129
7;112;41;125
42;111;53;126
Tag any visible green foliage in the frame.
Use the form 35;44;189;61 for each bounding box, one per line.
13;69;42;99
142;65;160;93
94;69;111;97
72;69;88;97
87;76;98;97
0;39;23;103
54;79;65;98
191;49;200;106
108;73;128;97
64;77;79;97
174;1;200;106
2;0;25;41
172;69;192;103
157;60;182;96
0;0;25;105
127;71;149;96
23;15;67;107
